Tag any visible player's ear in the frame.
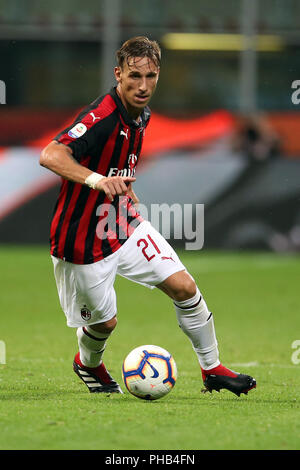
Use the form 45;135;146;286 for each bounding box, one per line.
114;66;122;83
156;67;160;82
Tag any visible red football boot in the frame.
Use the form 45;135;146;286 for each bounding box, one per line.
73;352;123;394
201;364;256;397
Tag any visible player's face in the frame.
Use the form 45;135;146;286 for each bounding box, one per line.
114;56;160;119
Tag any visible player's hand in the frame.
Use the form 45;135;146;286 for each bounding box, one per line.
126;183;140;209
96;176;136;202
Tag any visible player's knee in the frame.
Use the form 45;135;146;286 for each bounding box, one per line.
90;316;117;334
171;276;197;302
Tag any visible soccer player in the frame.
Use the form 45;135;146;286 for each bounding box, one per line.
40;36;256;397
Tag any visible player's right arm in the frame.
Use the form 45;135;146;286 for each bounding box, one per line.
40;140;135;202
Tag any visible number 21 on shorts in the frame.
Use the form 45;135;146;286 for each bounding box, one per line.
137;234;161;262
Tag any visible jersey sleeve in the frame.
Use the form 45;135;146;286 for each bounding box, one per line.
54;109;102;161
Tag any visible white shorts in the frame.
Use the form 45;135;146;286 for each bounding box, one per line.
51;221;186;327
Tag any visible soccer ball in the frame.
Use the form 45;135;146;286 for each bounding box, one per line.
122;345;177;400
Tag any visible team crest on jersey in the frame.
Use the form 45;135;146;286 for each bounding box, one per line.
81;305;91;321
68;122;87;139
128;153;137;173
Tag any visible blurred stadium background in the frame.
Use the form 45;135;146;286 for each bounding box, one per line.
0;0;300;252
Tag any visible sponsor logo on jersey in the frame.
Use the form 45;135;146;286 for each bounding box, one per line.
90;112;101;122
120;128;129;139
68;122;87;139
107;167;136;177
107;154;138;178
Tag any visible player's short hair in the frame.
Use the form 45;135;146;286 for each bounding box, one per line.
116;36;161;69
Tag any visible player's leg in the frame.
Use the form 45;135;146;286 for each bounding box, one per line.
117;221;220;369
117;222;256;396
51;254;122;393
158;270;256;396
74;315;122;393
76;316;117;368
117;221;219;369
157;270;220;370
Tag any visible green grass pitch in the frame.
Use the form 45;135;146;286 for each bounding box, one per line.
0;245;299;450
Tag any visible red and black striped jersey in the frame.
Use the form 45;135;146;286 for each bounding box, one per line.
50;87;150;264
